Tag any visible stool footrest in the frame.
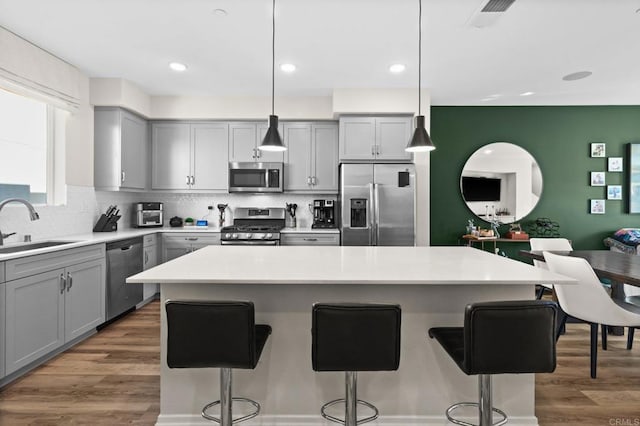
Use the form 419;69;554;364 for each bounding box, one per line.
321;398;379;425
446;402;507;426
202;397;260;424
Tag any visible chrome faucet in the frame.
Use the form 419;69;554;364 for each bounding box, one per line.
0;198;40;246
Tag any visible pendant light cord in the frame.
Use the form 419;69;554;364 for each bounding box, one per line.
271;0;276;115
418;0;422;116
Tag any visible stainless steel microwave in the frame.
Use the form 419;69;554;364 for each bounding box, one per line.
229;162;284;193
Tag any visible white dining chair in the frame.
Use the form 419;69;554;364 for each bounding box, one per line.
529;238;573;299
543;251;640;378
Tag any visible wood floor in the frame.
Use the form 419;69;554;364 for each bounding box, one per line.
1;300;639;425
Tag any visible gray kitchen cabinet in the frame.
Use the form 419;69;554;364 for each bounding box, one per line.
284;123;338;192
339;116;412;162
280;233;340;246
229;122;284;163
94;107;148;191
162;233;220;262
0;262;5;379
142;234;158;300
4;246;106;376
151;123;228;191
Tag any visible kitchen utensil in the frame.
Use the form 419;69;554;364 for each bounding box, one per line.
169;216;183;227
217;204;228;227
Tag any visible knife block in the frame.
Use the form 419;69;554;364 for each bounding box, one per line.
93;214;120;232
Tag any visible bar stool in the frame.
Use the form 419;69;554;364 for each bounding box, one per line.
312;303;401;426
165;300;272;426
428;300;557;426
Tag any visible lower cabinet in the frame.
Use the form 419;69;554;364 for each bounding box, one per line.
280;233;340;246
4;251;105;376
162;233;221;262
143;234;159;300
1;262;5;379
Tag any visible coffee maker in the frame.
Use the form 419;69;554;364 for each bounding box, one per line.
312;199;336;229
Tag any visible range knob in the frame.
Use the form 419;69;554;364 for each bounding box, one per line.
225;233;231;239
266;233;273;239
232;233;238;239
261;234;267;239
246;233;253;239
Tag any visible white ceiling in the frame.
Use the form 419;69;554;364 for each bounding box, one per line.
1;0;639;105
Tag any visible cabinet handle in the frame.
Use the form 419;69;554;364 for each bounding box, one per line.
252;148;257;159
371;145;376;156
186;237;199;241
311;176;317;185
186;175;190;185
191;175;195;186
376;145;381;155
67;272;73;292
303;238;318;242
145;251;149;264
307;176;312;185
60;273;66;294
121;171;126;182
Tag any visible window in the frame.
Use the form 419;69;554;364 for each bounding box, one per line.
0;87;64;205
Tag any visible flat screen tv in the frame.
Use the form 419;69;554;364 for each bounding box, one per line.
462;176;501;201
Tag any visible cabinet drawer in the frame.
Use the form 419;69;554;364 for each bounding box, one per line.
281;233;339;246
5;244;106;282
163;233;220;245
143;233;158;247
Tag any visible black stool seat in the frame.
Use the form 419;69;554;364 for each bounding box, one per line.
312;303;401;426
429;300;557;426
166;300;271;425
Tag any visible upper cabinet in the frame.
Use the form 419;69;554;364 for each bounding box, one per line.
151;122;228;191
229;122;284;163
94;107;148;191
284;122;338;193
339;116;412;162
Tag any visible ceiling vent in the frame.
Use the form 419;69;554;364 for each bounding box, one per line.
481;0;516;13
467;0;516;28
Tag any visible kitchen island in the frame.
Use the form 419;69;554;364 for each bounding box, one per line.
127;246;574;426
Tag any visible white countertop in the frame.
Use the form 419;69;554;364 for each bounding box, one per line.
127;245;575;285
0;226;340;261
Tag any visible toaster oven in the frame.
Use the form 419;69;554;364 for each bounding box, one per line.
133;202;163;227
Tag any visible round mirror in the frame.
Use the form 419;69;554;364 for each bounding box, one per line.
460;142;542;224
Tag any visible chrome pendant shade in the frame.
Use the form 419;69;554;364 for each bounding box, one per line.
259;0;286;152
406;0;435;153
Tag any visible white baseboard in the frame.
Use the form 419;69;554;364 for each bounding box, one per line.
156;414;539;426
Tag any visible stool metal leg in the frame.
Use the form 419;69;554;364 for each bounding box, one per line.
345;371;357;426
445;374;507;426
202;368;261;424
221;368;232;426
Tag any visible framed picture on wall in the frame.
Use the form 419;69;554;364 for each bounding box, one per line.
590;171;605;186
591;143;606;158
608;157;623;172
607;185;622;200
590;199;605;214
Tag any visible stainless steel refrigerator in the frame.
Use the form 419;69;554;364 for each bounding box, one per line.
340;163;415;246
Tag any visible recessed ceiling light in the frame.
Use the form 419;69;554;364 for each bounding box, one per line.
213;8;228;16
520;91;535;96
280;63;296;73
562;71;592;81
169;62;187;72
389;64;406;73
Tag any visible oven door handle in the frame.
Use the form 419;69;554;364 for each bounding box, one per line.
221;240;279;246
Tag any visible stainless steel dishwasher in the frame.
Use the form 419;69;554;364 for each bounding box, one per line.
106;237;143;321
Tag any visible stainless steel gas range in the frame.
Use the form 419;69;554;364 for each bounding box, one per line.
220;207;285;245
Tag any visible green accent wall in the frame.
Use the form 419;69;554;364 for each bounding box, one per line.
430;106;640;252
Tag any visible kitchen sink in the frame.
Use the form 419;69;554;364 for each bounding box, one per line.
0;241;76;254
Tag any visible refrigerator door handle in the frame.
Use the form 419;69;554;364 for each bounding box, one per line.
374;183;380;245
369;182;376;244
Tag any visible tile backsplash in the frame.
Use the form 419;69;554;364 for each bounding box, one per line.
0;186;336;243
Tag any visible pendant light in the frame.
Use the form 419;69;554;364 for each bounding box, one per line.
259;0;286;152
406;0;436;152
